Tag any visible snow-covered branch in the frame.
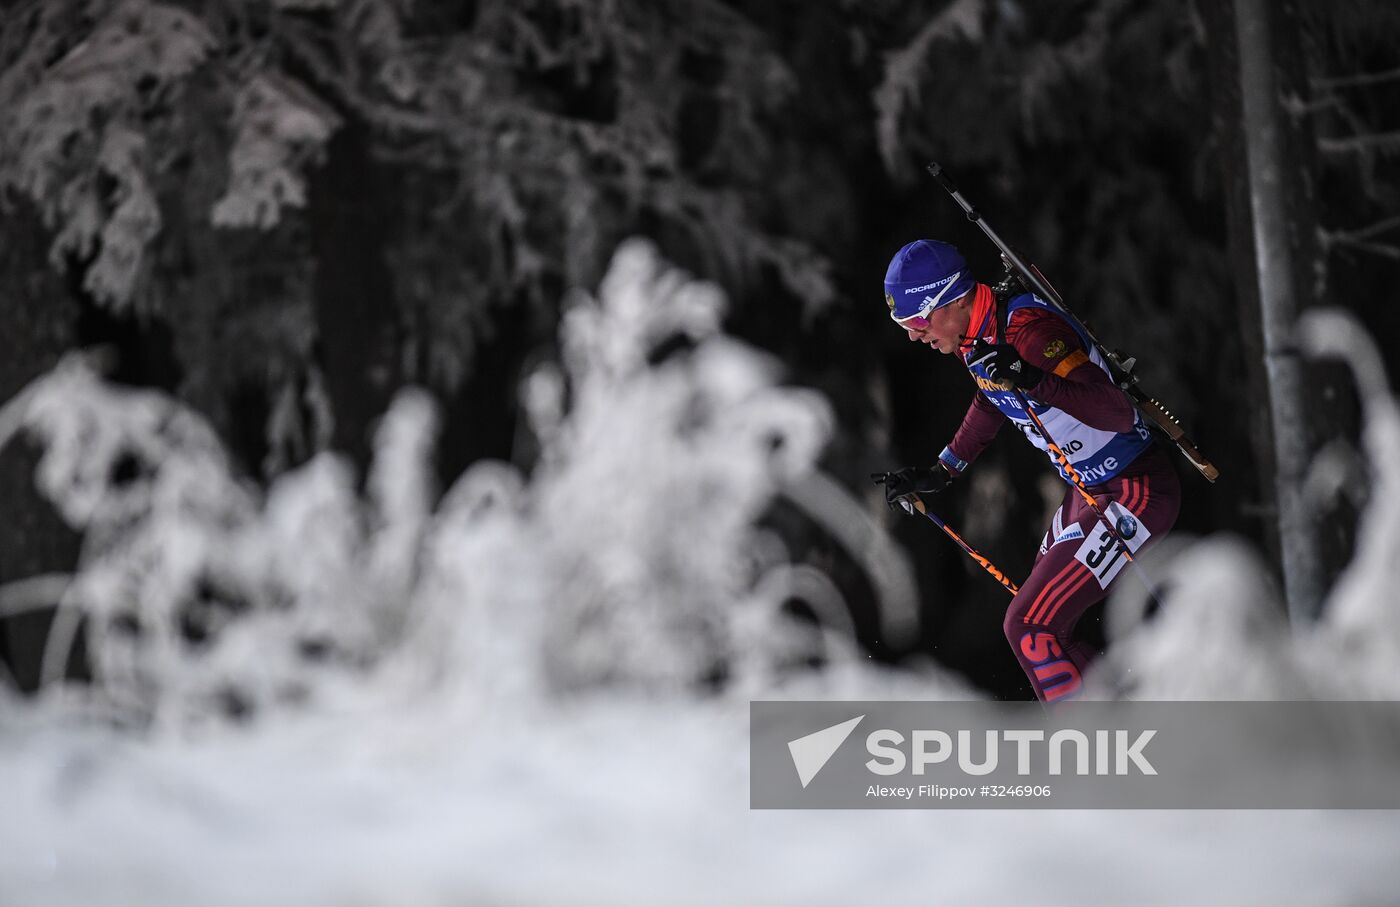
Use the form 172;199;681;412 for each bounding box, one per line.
1320;215;1400;261
1318;129;1400;155
1311;66;1400;89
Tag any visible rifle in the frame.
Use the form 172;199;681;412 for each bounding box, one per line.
926;162;1220;483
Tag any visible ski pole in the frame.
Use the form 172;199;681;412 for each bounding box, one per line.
871;475;1020;596
1011;390;1164;609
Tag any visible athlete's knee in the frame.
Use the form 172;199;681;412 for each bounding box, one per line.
1002;595;1033;644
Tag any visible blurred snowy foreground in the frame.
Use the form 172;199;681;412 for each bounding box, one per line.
2;242;1399;905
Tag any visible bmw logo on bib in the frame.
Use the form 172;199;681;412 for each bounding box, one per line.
1116;513;1138;539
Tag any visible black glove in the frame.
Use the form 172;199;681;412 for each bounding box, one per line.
967;339;1043;390
873;465;953;512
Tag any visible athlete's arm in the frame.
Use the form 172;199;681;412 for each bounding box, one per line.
942;391;1005;474
1007;309;1136;433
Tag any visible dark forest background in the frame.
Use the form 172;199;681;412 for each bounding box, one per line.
2;0;1398;699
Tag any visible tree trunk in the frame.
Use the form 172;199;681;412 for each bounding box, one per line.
1230;0;1343;621
0;202;83;689
308;121;401;475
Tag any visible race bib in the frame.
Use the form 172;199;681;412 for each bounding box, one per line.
1072;502;1152;589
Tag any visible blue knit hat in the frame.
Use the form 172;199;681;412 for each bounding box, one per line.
883;240;975;321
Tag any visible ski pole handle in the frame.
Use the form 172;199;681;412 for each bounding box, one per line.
871;472;925;515
872;472;1018;594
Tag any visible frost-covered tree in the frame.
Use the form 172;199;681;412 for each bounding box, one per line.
0;0;837;466
4;0;1396;695
0;241;917;723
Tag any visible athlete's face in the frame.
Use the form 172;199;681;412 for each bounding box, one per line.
900;294;971;354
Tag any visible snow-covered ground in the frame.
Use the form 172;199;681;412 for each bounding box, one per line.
5;690;1400;906
2;246;1397;904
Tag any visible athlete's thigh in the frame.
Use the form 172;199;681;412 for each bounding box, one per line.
1007;522;1097;631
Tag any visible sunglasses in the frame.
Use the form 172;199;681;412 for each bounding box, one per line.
892;308;936;331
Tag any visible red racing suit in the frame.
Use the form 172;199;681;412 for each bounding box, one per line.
937;284;1181;702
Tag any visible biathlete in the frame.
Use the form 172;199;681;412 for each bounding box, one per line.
879;239;1180;702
